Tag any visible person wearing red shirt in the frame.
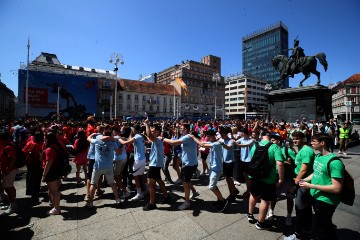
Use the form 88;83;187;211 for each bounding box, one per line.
0;131;18;216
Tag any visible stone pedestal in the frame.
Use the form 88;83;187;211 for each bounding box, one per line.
268;85;336;123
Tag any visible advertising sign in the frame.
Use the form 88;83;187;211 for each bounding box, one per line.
18;69;98;118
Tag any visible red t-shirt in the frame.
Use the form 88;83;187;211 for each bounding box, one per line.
0;143;17;172
43;145;59;169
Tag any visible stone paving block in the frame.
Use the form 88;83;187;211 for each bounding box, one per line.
142;216;209;240
77;212;140;239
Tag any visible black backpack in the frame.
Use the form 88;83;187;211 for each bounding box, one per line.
327;157;355;206
15;147;27;168
248;142;272;178
51;146;72;177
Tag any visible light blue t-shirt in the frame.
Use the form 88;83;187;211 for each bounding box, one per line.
149;138;164;167
133;134;146;161
236;138;255;163
222;138;235;163
180;135;198;166
114;138;127;161
91;139;118;169
87;134;102;159
209;142;223;173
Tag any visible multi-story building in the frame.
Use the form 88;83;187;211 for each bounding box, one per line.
225;74;268;119
104;79;181;118
157;55;225;118
242;21;289;87
0;80;16;119
331;73;360;124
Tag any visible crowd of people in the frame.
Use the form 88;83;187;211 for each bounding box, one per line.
0;116;355;239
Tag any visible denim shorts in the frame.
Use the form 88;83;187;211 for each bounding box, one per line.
209;171;221;190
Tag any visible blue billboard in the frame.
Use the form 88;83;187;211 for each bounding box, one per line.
18;69;98;118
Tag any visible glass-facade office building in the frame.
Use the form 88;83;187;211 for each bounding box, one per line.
242;21;289;88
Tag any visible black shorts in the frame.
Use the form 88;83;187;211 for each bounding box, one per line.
239;161;250;173
249;178;276;202
200;152;209;161
45;167;61;182
181;165;198;183
147;166;162;180
87;159;95;179
223;162;235;177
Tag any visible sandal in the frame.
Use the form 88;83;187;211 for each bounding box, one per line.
47;208;61;215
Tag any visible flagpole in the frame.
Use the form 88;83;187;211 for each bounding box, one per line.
173;84;176;118
26;37;30;115
244;78;247;121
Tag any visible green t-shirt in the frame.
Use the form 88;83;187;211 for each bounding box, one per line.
294;145;315;178
310;153;344;205
249;140;283;184
281;146;296;181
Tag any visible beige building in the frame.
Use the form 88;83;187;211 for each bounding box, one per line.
157;55;225;118
98;78;181;118
330;73;360;123
225;74;268;119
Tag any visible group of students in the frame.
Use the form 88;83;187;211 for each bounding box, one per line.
0;117;349;240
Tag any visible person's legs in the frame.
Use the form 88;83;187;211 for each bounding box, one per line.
148;178;156;205
82;164;88;183
172;156;181;180
76;164;81;183
47;180;60;211
312;199;337;240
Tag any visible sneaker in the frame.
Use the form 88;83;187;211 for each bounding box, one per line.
247;213;257;224
160;195;171;204
226;194;236;202
233;188;240;196
190;191;200;199
120;191;131;199
255;221;273;230
47;208;61;215
343;152;347;155
283;233;300;240
285;215;292;226
217;199;229;212
0;205;9;210
85;195;91;201
143;203;157;211
0;205;16;216
234;180;241;186
130;193;144;201
266;211;274;221
174;178;182;185
338;151;342;154
85;201;94;209
96;189;105;196
178;202;190;210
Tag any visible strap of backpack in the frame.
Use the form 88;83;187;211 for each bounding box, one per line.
327;157;342;175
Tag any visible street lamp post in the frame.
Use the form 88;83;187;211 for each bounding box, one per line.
109;53;124;120
265;83;273;122
212;73;220;120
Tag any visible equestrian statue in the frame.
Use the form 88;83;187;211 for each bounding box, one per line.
272;37;328;88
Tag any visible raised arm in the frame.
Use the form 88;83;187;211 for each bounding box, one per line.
189;134;212;148
145;118;156;142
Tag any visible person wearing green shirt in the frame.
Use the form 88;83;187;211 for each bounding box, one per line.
247;131;284;231
266;133;296;227
299;133;344;240
338;122;350;155
285;131;315;240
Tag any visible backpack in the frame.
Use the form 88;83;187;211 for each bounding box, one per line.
15;147;27;168
327;157;355;206
248;142;272;178
51;146;72;177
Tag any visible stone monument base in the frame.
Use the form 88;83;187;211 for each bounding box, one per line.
268;85;336;123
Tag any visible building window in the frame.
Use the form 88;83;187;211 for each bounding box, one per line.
150;106;153;111
142;105;146;110
135;105;138;110
135;94;138;100
127;94;131;100
157;106;160;111
143;96;147;101
127;104;130;110
163;106;167;112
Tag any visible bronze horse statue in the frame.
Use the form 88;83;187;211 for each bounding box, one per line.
272;53;328;88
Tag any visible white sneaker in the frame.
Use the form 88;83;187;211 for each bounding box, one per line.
283;233;300;240
285;215;292;226
343;152;347;155
266;212;274;221
178;202;190;210
120;191;131;199
338;151;342;154
234;180;241;186
1;205;16;216
190;191;200;199
130;193;144;201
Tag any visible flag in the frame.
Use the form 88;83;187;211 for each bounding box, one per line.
175;77;188;96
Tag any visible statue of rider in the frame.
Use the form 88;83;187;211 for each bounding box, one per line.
286;37;305;77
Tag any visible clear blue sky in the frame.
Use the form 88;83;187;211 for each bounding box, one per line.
1;0;359;96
